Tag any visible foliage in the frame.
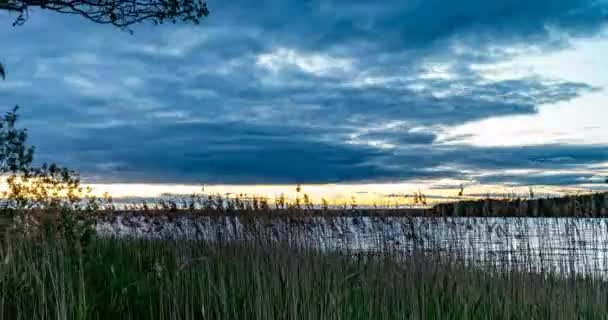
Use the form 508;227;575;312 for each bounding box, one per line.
0;0;209;29
2;162;101;241
0;84;96;240
0;106;33;174
0;61;33;174
6;163;85;208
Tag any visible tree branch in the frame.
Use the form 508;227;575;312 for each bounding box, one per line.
1;0;209;28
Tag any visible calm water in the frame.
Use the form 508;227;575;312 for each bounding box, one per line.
97;215;608;277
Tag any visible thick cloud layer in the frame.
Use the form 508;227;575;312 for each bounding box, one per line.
0;0;607;186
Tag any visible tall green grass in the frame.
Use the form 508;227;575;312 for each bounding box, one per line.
1;231;608;320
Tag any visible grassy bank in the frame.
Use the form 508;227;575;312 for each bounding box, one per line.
1;232;608;320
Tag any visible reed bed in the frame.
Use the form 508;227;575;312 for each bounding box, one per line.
95;212;608;278
1;192;608;319
1;215;608;320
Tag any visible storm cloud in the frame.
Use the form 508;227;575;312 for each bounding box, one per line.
1;0;607;186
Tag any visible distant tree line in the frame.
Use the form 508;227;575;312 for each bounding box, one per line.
432;192;608;217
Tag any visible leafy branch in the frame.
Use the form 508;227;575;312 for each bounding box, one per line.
0;0;209;29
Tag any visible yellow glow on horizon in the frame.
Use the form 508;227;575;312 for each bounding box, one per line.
78;181;597;206
0;175;599;206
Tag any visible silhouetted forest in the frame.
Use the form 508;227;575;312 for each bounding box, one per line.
431;192;608;217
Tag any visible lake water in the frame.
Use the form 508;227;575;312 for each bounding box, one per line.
96;215;608;278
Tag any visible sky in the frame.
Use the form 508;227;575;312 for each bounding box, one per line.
1;0;608;204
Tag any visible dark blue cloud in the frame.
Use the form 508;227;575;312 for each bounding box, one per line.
0;0;607;185
212;0;608;52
